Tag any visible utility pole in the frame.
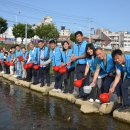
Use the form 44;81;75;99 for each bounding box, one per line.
25;23;28;49
88;17;92;43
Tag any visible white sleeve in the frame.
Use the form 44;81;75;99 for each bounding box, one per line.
27;54;31;63
43;58;51;66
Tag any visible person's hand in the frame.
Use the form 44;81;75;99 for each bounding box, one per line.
90;82;95;87
71;56;78;61
109;87;115;94
109;72;113;77
66;61;71;66
60;63;65;67
40;57;44;60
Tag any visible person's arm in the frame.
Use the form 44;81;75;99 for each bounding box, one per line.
84;64;90;76
109;68;121;94
71;53;86;61
42;58;51;66
27;54;31;63
90;68;100;87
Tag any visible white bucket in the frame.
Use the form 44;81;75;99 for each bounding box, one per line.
83;86;92;94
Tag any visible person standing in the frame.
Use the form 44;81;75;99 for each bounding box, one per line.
38;40;51;87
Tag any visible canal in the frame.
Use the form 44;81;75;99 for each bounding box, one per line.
0;78;130;130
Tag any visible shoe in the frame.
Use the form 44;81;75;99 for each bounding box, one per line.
47;83;50;87
40;83;45;87
52;88;57;92
118;105;130;112
13;75;18;78
95;99;101;103
88;98;94;103
32;82;38;85
57;89;62;92
1;71;5;74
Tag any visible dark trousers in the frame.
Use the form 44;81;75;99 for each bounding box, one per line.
75;64;86;97
39;66;50;84
101;75;122;95
54;71;63;89
26;68;32;81
5;64;10;74
63;68;75;93
121;78;130;106
86;72;101;100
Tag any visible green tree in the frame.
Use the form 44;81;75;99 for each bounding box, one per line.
0;17;8;34
35;24;59;40
70;33;76;42
12;23;34;43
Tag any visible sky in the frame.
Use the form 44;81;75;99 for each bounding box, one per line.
0;0;130;35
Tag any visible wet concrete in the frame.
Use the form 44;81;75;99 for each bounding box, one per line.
0;79;130;130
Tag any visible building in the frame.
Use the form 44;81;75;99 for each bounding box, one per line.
58;26;70;41
94;28;130;51
33;16;53;29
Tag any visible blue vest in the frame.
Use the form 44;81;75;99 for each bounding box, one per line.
87;56;97;73
0;53;4;61
97;54;115;76
73;40;87;64
50;46;61;66
37;46;50;64
15;50;23;57
22;51;29;61
61;49;75;69
10;52;16;60
116;54;130;78
29;47;38;64
6;55;11;61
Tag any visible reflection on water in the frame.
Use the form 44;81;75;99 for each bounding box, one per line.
0;80;130;130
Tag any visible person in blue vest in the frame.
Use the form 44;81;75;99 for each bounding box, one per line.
84;43;99;102
0;49;4;72
4;52;11;74
61;41;75;93
110;49;130;112
71;31;88;99
38;40;51;87
26;42;39;84
10;46;16;75
21;47;29;80
49;40;62;92
15;45;23;79
90;48;122;103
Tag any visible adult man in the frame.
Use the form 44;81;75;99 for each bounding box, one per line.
90;48;121;103
71;31;88;98
26;43;39;84
38;40;51;87
110;49;130;112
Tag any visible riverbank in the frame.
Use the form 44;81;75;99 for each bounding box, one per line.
0;72;130;124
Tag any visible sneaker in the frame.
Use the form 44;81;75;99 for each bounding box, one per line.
40;83;45;87
88;98;94;103
57;89;62;93
13;75;18;78
52;89;57;92
1;71;5;74
95;99;101;103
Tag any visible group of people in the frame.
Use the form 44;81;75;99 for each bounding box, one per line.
0;31;130;112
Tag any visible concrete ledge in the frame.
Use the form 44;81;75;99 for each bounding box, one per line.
0;73;3;77
2;74;10;79
30;84;53;93
18;80;31;88
99;102;114;114
113;110;130;124
80;101;100;114
75;99;87;106
49;91;76;103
